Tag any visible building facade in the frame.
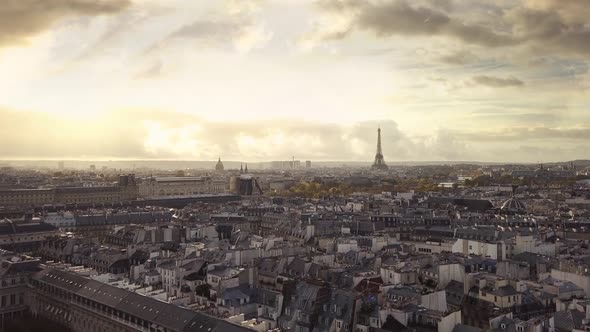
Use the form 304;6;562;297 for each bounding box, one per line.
26;268;250;332
0;175;138;208
138;177;227;198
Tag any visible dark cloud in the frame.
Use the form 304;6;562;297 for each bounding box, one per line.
0;0;131;47
524;0;590;26
313;0;590;56
473;75;524;87
314;0;517;47
507;7;565;40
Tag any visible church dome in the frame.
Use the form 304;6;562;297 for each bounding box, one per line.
215;157;224;171
501;197;526;211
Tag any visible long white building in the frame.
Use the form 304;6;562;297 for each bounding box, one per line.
138;176;227;197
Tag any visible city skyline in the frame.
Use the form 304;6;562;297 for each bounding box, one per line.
1;0;589;162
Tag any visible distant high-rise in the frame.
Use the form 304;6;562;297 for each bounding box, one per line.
58;161;64;170
305;160;312;168
372;127;388;170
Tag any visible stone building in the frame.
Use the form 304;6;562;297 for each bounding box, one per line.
0;174;138;208
0;220;59;252
138;177;227;198
26;268;251;332
0;258;41;330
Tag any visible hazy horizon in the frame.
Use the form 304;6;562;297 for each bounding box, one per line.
1;0;589;163
2;158;588;169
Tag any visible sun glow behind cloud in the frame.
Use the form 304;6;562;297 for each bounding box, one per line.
0;0;588;162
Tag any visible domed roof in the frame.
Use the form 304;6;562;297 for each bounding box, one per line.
501;197;526;211
215;157;224;171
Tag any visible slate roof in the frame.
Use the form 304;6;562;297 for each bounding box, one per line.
425;197;494;212
487;285;518;297
553;309;585;331
0;220;57;235
490;316;517;332
387;286;421;300
33;269;252;332
453;324;483;332
0;259;41;276
558;281;583;293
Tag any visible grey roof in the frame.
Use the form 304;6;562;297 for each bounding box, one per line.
553;310;585;331
33;269;252;332
558;281;583;293
387;286;421;300
490;316;517;332
0;220;57;235
489;285;518;297
453;324;483;332
445;280;464;294
287;257;308;275
145;270;160;276
0;259;41;276
208;266;240;278
255;288;280;307
501;197;526;211
221;286;254;301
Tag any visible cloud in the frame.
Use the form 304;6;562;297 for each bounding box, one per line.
457;126;590;143
1;107;588;163
472;75;524;87
0;0;131;47
224;0;265;15
507;7;565;40
160;19;272;53
170;20;244;41
309;0;590;56
134;59;163;79
523;0;590;26
0;107;146;159
0;108;439;161
311;0;517;47
439;49;480;65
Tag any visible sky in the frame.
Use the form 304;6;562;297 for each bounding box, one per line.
0;0;589;163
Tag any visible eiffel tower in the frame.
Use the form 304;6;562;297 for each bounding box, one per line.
372;127;388;170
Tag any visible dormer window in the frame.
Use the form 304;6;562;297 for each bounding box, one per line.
501;323;506;330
